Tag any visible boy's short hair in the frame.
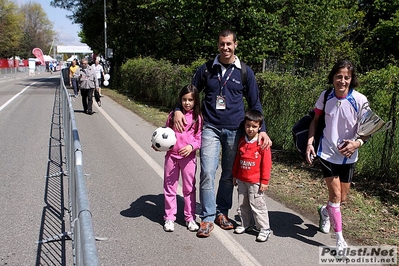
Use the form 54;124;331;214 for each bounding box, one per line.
244;110;263;126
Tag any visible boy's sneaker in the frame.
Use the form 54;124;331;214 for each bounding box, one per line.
186;220;199;232
163;220;174;232
234;226;246;234
234;225;254;234
318;205;330;233
256;228;272;242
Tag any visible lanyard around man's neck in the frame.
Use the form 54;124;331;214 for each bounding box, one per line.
217;66;235;96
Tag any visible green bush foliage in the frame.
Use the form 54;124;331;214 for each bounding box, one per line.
257;71;328;150
120;57;192;108
356;65;399;181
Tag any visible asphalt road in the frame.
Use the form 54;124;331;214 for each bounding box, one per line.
0;73;341;266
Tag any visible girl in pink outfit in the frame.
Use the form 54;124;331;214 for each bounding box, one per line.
161;85;202;232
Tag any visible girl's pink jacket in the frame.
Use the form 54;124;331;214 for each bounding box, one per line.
165;110;202;158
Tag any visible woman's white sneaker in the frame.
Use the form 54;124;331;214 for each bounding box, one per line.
318;205;331;233
164;220;175;232
336;239;348;256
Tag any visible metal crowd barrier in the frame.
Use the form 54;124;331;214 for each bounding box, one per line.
0;66;47;77
0;67;28;76
60;72;100;265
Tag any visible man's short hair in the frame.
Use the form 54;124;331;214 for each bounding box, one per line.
219;29;237;42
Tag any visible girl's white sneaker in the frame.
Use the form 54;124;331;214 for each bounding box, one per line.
164;220;175;232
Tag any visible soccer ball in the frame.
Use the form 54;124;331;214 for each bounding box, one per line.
151;127;177;151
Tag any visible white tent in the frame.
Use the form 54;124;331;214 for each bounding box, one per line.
35;55;55;62
57;46;92;54
44;55;54;62
66;55;78;62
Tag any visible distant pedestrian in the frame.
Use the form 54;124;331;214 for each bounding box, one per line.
49;61;53;74
233;110;272;242
155;85;202;233
76;59;99;115
69;59;80;97
93;59;104;96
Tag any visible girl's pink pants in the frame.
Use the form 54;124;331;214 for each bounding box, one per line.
163;154;197;222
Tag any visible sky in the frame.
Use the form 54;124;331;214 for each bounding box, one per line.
16;0;85;46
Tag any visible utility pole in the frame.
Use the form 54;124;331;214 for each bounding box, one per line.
104;0;107;61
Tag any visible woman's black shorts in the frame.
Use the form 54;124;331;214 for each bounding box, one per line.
319;158;355;183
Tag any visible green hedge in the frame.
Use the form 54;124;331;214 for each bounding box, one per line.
356;65;399;181
120;57;192;108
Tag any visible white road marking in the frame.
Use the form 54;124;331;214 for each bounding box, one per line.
96;106;262;266
0;83;36;112
0;75;54;112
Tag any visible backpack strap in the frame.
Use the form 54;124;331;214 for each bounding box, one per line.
315;87;333;152
198;60;213;91
322;88;332;112
205;59;213;76
240;61;247;89
240;61;248;97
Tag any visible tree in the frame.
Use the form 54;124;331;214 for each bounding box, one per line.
49;0;398;76
17;2;57;58
0;0;23;58
353;0;399;71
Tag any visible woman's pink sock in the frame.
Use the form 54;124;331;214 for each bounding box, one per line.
327;201;342;232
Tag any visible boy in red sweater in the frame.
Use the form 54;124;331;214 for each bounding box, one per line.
232;110;272;242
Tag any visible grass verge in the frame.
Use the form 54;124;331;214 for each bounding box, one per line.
102;88;399;251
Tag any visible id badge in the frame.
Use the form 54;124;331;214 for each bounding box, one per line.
216;95;226;109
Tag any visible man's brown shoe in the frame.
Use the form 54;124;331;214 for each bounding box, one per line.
215;214;234;230
196;222;214;238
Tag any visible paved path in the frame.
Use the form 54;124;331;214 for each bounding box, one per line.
0;73;341;266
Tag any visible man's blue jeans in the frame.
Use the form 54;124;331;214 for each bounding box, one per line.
199;124;243;222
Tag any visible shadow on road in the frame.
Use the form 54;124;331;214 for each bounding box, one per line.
35;86;70;265
120;193;199;228
269;210;324;246
120;195;324;247
120;194;165;226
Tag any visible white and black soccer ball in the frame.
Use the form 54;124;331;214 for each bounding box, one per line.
151;127;177;151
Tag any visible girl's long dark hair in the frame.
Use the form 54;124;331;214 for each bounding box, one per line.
170;84;202;134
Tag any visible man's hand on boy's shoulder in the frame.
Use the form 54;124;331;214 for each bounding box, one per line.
258;132;272;150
